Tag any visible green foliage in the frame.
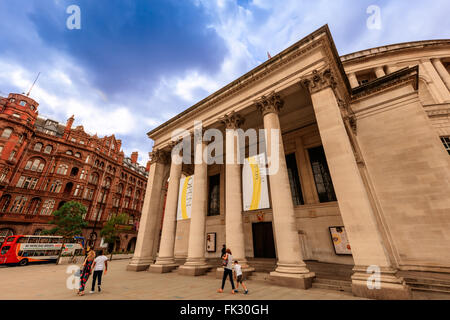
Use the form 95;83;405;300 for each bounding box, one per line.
100;213;128;245
42;201;88;240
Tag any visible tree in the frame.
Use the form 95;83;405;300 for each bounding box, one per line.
100;213;128;260
42;201;88;264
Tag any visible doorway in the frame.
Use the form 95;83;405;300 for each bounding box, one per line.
252;222;276;258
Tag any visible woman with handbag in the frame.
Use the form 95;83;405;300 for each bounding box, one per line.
217;248;236;294
78;249;96;296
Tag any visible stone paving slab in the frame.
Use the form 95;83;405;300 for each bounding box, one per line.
0;259;365;300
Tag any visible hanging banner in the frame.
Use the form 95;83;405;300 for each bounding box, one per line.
177;175;194;220
242;154;270;211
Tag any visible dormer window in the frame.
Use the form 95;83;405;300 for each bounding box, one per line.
30;105;36;111
9;98;15;103
19;101;26;106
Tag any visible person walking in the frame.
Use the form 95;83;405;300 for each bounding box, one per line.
78;249;95;296
90;249;108;294
217;248;235;294
233;260;249;294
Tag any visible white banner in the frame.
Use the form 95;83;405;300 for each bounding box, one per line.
242;154;270;211
176;175;194;220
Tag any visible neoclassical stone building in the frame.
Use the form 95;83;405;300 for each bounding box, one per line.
129;25;450;299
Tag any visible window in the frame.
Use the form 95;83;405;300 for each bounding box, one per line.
19;100;26;106
208;174;220;216
80;170;87;180
49;181;62;193
441;137;450;155
85;155;90;163
56;164;69;175
25;158;45;172
103;177;111;188
74;185;82;197
71;138;76;143
33;143;43;152
11;196;28;214
286;153;304;206
75;152;81;158
308;146;337;203
27;198;42;215
1;128;13;139
43;145;53;154
8;150;16;161
40;199;55;216
12;113;20;118
66;150;73;156
123;199;129;208
89;173;99;184
126;187;132;197
0;146;3;156
80;141;85;145
117;183;123;193
0;195;12;213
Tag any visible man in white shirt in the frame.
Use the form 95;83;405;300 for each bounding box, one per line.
90;250;108;293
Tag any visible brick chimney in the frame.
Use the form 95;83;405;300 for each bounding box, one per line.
64;115;75;139
146;160;151;172
131;151;138;164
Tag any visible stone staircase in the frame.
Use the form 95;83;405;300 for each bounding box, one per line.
311;278;352;292
398;271;450;299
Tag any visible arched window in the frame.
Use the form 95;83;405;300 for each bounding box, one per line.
117;183;124;193
44;145;53;154
33;143;43;152
126;187;132;197
63;182;73;194
80;169;87;180
49;180;62;193
94;160;99;167
1;128;13;139
85;155;90;164
75;152;81;158
66;150;73;156
56;164;69;175
104;177;112;188
89;173;99;184
100;162;104;169
25;158;45;172
27;198;42;215
136;190;141;200
40;199;55;216
0;194;12;212
11;196;28;214
70;167;79;177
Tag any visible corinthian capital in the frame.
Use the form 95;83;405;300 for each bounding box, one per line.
220;111;245;129
302;68;337;94
149;149;169;164
255;92;284;116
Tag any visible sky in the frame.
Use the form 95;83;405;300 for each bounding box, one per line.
0;0;449;164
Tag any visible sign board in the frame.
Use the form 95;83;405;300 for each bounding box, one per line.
177;175;194;220
242;154;270;211
329;226;352;255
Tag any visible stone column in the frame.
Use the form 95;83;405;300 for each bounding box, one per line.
127;149;168;271
150;143;183;273
178;133;210;276
347;72;359;88
255;93;315;290
421;59;450;103
303;68;411;300
219;112;255;279
374;66;386;78
432;58;450;91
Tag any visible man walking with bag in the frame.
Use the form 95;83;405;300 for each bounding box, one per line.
90;249;108;294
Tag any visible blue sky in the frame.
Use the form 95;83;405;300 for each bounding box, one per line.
0;0;449;164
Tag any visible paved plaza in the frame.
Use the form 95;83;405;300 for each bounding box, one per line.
0;259;365;300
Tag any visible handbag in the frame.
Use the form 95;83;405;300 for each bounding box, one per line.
222;255;228;267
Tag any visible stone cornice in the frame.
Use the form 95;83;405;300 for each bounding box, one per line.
147;25;351;140
350;66;419;102
255;92;284;116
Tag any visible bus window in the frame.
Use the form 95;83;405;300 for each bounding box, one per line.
18;237;27;243
1;246;10;255
6;237;16;243
40;238;49;244
29;237;39;243
51;238;60;243
18;251;23;256
23;251;30;257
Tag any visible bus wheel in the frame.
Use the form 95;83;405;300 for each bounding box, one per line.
19;259;28;266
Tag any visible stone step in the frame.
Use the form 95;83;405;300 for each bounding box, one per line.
404;277;450;287
406;282;450;293
312;283;352;293
247;272;270;282
313;278;352;287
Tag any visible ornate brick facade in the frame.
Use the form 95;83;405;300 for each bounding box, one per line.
0;93;149;252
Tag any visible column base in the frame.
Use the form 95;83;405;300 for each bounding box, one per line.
215;267;255;280
149;263;179;273
351;267;412;300
178;264;212;276
268;271;315;290
126;257;154;272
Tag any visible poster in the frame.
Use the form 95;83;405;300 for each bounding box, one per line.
206;233;216;252
329;226;352;255
242;153;270;211
176;175;194;220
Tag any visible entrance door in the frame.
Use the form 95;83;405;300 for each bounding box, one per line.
252;222;276;258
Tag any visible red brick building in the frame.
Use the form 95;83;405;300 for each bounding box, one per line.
0;93;149;252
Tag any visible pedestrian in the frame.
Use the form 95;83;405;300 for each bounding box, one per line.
221;244;226;258
233;260;249;294
217;248;235;294
90;249;108;294
78;249;95;296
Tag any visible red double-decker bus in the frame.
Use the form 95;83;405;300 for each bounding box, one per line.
0;235;83;266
